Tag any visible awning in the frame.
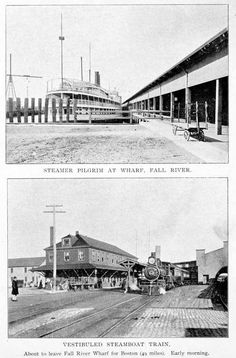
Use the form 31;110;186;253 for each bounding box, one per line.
32;263;128;272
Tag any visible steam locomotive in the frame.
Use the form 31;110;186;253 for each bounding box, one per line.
138;254;180;295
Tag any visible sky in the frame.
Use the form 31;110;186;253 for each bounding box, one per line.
6;4;228;102
8;178;227;263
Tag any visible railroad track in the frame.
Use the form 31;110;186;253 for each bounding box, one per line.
38;295;156;338
98;296;157;338
218;293;228;311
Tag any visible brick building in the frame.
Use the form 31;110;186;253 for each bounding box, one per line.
34;229;138;287
196;241;228;284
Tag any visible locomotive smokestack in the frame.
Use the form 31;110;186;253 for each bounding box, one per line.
155;245;161;260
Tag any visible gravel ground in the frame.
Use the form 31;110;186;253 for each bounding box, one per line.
6;124;200;164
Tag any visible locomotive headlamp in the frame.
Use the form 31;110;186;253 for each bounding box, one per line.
148;256;156;265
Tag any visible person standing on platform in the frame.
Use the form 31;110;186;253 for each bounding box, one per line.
11;277;19;301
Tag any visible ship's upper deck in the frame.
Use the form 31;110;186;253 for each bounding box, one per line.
47;78;121;104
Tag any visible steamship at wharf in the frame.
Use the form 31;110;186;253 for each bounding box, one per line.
46;72;122;122
45;15;123;123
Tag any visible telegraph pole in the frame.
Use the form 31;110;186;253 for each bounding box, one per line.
6;53;42;100
43;205;66;292
6;54;17;100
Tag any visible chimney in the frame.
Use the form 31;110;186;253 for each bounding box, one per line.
75;230;79;236
95;71;100;86
50;226;54;246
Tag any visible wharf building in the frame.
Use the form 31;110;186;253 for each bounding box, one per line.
33;229;139;288
123;28;228;135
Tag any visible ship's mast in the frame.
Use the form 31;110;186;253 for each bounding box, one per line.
80;57;83;81
89;42;91;83
59;13;65;97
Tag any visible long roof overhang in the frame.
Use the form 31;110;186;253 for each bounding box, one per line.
32;263;129;272
123;28;228;104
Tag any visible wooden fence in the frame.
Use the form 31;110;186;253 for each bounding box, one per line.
6;97;134;124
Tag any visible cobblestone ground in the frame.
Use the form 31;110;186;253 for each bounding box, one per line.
126;286;228;338
127;307;228;337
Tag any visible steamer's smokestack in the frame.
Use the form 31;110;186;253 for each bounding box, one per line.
95;71;100;86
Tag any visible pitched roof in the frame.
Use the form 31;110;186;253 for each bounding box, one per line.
123;28;228;103
45;233;137;259
8;257;45;268
32;263;128;272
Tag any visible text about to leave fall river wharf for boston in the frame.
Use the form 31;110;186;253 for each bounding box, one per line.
22;341;210;358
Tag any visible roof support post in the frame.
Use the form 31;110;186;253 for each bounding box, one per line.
101;270;108;279
110;270;118;279
215;78;223;135
73;269;79;278
62;270;69;278
185;71;191;124
170;92;175;123
159;95;163;119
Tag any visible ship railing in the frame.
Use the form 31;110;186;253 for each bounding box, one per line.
56;98;121;108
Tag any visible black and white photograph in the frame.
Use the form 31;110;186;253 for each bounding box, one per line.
1;1;236;357
8;178;228;339
6;4;228;164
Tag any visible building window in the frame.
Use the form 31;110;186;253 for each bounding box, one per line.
92;250;96;262
64;251;70;262
97;251;100;262
24;267;27;273
11;268;13;273
78;250;85;261
48;252;53;262
63;238;70;246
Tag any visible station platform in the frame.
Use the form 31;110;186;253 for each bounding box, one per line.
141;118;228;163
126;285;228;338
